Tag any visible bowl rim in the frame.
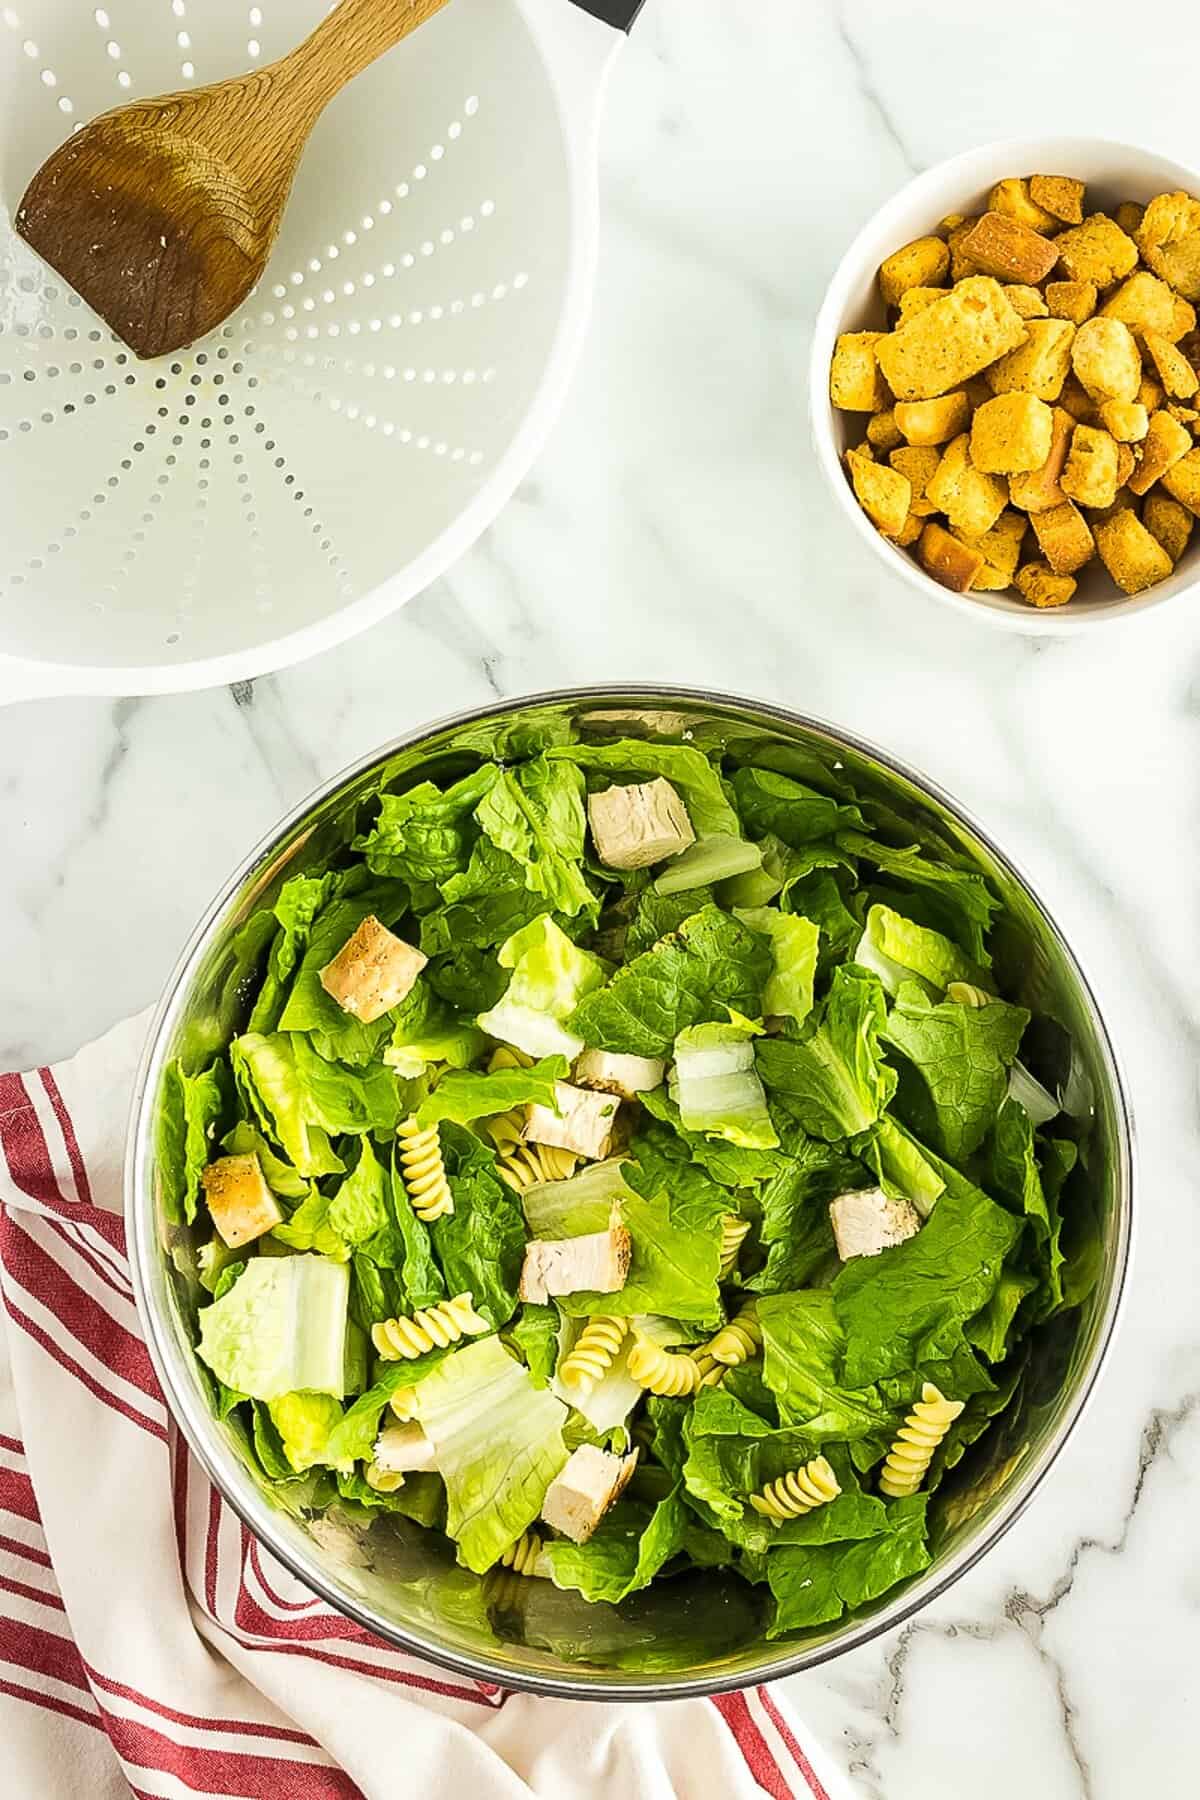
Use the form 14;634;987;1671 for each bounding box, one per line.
808;132;1200;635
125;682;1135;1699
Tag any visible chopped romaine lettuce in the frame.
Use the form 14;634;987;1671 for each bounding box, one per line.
478;914;607;1060
654;835;762;896
668;1023;778;1150
734;906;819;1023
197;1256;350;1401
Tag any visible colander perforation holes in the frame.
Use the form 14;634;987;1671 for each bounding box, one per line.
2;9;76;112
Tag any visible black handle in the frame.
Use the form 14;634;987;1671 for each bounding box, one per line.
569;0;644;29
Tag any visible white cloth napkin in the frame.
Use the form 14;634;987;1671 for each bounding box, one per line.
0;1014;847;1800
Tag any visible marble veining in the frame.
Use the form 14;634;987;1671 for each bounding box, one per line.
2;2;1198;1792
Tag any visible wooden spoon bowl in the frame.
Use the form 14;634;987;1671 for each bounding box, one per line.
16;0;450;359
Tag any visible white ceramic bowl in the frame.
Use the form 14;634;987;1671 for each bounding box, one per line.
809;136;1200;632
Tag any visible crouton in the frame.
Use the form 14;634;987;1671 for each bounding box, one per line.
1100;271;1179;341
519;1227;632;1304
1003;283;1050;319
879;236;951;307
1142;329;1199;400
588;778;695;870
1116;445;1136;490
846;447;912;537
830;331;890;411
1099;400;1149;442
1094;509;1174;593
1014;562;1077;608
893;391;971;446
1030;500;1096;574
889;445;943;513
320;916;427;1023
1056;373;1097;421
1161;446;1200;515
1046;279;1097;325
970;393;1054;473
926;433;1008;536
1060;424;1120;509
1029;174;1085;226
947;215;982;280
541;1445;638;1545
890;512;924;547
958;211;1059;285
525;1083;618;1161
1136;191;1200;301
875;277;1027;401
1171;295;1198;342
1054;213;1139;287
201;1155;283;1250
959;509;1027;589
830;1188;921;1261
917;521;984;592
1071;317;1142;403
986;317;1075;400
866;407;905;452
1115;201;1145;237
1128;410;1194;495
1168;403;1200;427
1137;375;1165;413
1143;491;1195;562
990;177;1062;234
897;285;947;323
1009;406;1075;512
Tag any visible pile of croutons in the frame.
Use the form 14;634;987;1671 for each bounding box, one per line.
830;176;1200;605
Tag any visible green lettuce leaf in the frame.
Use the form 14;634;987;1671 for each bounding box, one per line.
478;915;608;1060
766;1493;931;1634
668;1022;778;1150
839;832;999;964
729;767;853;848
389;1147;446;1311
429;1124;527;1329
832;1186;1024;1385
267;1391;347;1473
289;1034;408;1137
548;739;739;838
247;871;341;1035
746;1136;864;1294
782;870;862;968
542;1490;692;1604
506;1303;560;1388
270;1187;347;1260
229;1035;343;1178
475;758;595;919
323;1348;450;1465
277;884;411;1065
857;904;990;998
758;1291;892;1444
854;1115;947;1219
570;904;770;1060
382;976;486;1078
409;1336;569;1573
638;1085;789;1189
416;1056;568;1127
158;1058;228;1225
354;766;499;886
966;1268;1038;1362
734;907;819;1023
882;983;1029;1162
419;840;557;959
623;886;715;959
222;1121;310;1200
197;1255;350;1401
756;966;896;1140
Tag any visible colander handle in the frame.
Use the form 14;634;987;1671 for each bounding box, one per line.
567;0;645;25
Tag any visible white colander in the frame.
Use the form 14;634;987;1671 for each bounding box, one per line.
0;0;639;704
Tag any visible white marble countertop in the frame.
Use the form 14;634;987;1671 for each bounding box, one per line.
2;2;1197;1793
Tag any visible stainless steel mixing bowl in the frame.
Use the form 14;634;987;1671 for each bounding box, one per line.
125;686;1133;1699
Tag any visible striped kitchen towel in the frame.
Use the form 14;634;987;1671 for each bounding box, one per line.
0;1014;846;1800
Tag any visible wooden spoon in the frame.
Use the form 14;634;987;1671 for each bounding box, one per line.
15;0;451;360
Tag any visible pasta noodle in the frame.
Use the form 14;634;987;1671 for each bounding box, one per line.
493;1140;580;1193
879;1383;964;1497
371;1292;490;1361
364;1462;406;1494
719;1213;751;1277
396;1116;454;1222
388;1386;420;1422
628;1335;704;1398
701;1305;762;1368
560;1317;629;1396
749;1456;841;1523
498;1530;544;1576
945;982;994;1008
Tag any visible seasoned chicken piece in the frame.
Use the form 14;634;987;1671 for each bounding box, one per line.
540;1445;639;1545
830;1188;921;1262
518;1227;632;1305
319;915;426;1023
587;779;695;870
573;1049;666;1100
525;1082;619;1161
201;1154;282;1249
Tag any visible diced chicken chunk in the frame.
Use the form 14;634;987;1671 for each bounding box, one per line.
200;1153;283;1249
540;1444;639;1545
525;1082;619;1161
587;779;695;870
830;1187;922;1262
573;1048;666;1100
372;1421;436;1475
318;915;426;1023
518;1227;632;1305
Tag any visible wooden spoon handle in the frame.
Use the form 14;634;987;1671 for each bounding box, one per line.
286;0;452;109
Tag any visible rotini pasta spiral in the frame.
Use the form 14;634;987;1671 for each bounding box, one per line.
690;1350;726;1389
719;1213;751;1277
879;1383;964;1498
387;1386;420;1422
489;1045;535;1072
494;1140;580;1193
748;1456;841;1523
396;1116;454;1222
701;1305;762;1368
364;1462;406;1494
560;1317;629;1396
371;1292;490;1361
628;1335;704;1398
945;982;994;1008
498;1530;544;1576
